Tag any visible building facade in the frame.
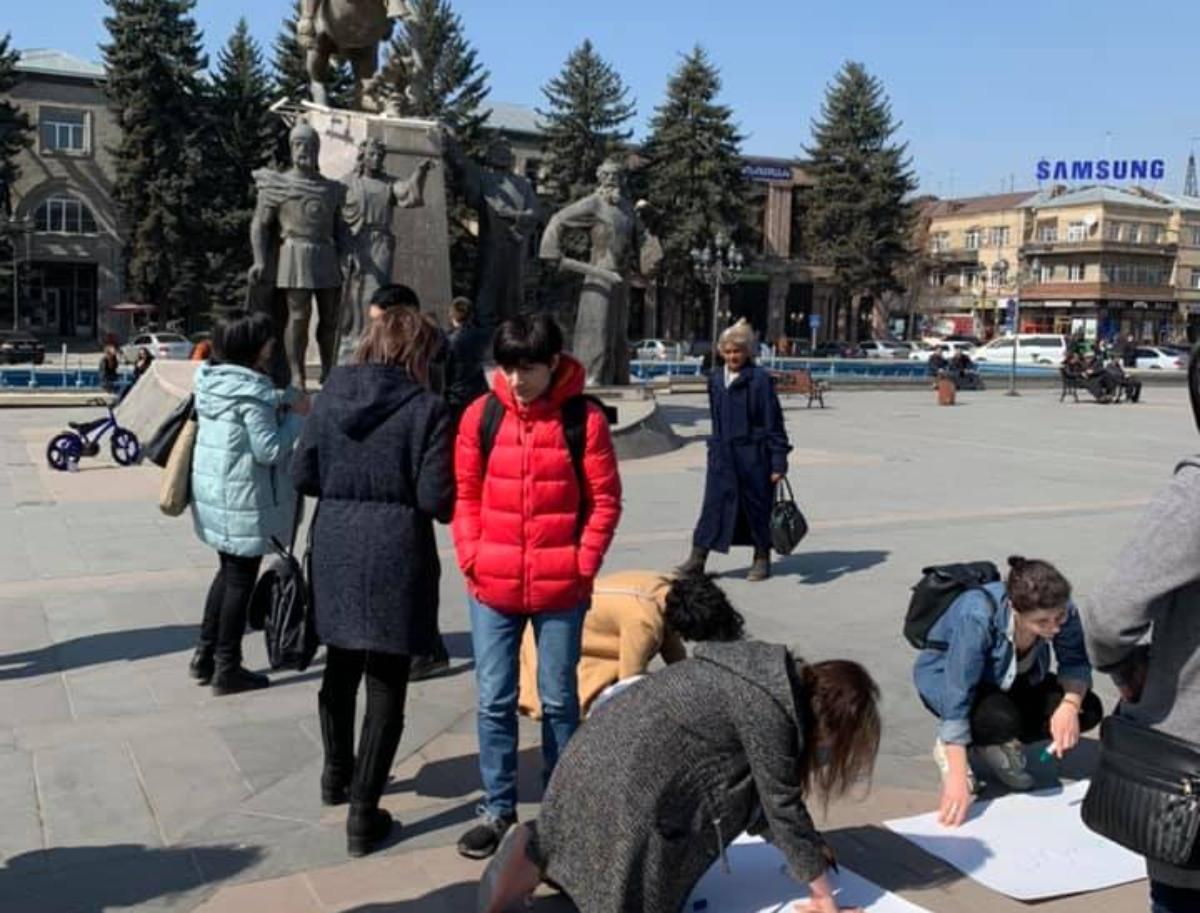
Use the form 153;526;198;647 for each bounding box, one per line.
4;49;122;341
916;184;1200;343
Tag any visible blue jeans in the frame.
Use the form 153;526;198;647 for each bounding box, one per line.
469;595;587;819
1151;881;1200;913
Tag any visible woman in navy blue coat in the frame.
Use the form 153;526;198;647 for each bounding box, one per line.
680;320;791;581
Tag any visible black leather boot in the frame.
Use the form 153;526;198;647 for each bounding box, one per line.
747;548;771;582
677;547;709;576
189;647;215;686
346;712;405;857
318;690;355;806
211;663;269;696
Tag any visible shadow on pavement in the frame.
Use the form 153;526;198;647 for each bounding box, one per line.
827;823;981;888
344;883;576;912
0;843;262;912
389;747;543;803
0;624;198;680
727;549;890;585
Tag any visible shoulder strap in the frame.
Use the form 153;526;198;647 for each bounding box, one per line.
1175;457;1200;475
561;395;590;499
478;393;505;468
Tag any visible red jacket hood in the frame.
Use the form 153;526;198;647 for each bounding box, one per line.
490;354;586;417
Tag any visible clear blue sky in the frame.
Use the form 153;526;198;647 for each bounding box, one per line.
9;0;1200;197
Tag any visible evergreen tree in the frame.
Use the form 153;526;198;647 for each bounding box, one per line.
102;0;209;325
538;39;635;206
803;61;916;339
377;0;491;150
0;33;32;216
205;19;275;310
641;47;746;317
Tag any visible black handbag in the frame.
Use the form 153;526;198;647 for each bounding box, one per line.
144;395;194;468
1082;714;1200;867
769;476;808;556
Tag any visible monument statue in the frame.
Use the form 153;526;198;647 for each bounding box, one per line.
341;137;437;350
445;133;542;328
297;0;414;110
249;121;349;390
540;157;660;386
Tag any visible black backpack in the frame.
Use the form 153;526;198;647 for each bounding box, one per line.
250;501;319;671
904;562;1001;650
478;393;616;537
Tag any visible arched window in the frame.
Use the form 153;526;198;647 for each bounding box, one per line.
34;194;98;234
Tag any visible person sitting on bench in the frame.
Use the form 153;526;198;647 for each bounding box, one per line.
1104;358;1142;403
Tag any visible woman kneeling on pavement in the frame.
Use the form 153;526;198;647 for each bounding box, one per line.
293;308;454;857
914;556;1102;827
479;640;881;913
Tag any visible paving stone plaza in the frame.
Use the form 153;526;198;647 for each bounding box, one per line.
0;385;1190;912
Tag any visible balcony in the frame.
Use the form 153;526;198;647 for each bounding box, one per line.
927;248;980;266
1021;239;1177;258
1021;281;1176;302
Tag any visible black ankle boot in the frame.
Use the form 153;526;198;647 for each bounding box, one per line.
747;548;771;582
212;664;270;696
189;648;215;686
677;547;709;576
345;711;405;856
318;691;355;806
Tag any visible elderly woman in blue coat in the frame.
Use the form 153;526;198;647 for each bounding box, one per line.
680;319;791;581
914;556;1103;827
189;312;309;696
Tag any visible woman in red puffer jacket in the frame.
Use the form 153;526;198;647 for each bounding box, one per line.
452;314;622;860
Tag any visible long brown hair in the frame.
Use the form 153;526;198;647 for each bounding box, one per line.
354;308;441;384
791;656;881;808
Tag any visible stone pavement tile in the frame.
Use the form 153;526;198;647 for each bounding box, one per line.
40;593;115;646
190;873;323;913
63;663;157;719
0;750;42;863
218;717;322;793
0;596;51;655
36;740;162;850
127;727;252;844
0;674;72;729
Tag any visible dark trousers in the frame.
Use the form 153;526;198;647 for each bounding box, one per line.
970;673;1103;746
199;552;262;668
1152;881;1200;913
319;646;412;807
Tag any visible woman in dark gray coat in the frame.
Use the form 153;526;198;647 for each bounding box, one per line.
293;309;454;858
477;640;881;913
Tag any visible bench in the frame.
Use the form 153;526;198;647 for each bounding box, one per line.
1059;367;1082;403
770;369;828;409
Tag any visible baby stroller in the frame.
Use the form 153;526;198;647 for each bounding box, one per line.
45;400;141;471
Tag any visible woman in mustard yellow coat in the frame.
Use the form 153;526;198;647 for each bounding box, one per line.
519;570;745;719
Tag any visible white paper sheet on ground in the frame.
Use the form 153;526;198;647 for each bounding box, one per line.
884;780;1145;900
685;835;932;913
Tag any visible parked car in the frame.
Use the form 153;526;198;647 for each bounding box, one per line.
1135;346;1186;371
122;332;191;363
973;334;1067;365
814;341;867;359
630;338;686;361
909;339;976;362
0;331;45;365
861;340;912;359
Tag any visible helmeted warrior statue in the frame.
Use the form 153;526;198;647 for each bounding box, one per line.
297;0;415;110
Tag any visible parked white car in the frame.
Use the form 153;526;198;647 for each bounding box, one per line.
1135;346;1186;371
123;332;192;363
630;338;687;361
861;340;912;359
908;340;976;362
973;334;1067;365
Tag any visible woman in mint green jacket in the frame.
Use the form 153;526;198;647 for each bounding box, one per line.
189;312;308;696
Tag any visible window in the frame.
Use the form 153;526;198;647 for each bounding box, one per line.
1125;223;1142;243
990;266;1008;288
1038;222;1058;242
1037;264;1055;282
1104;221;1122;240
964;229;981;250
1067;221;1087;242
39;107;88;153
989;226;1010;247
1191;227;1200;247
1192;269;1200;290
1150;225;1165;244
1068;263;1086;281
930;232;949;253
34;195;98;234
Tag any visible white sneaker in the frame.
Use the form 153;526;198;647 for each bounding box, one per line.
974;739;1035;791
932;740;977;793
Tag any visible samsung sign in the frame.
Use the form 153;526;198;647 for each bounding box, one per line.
1036;158;1166;182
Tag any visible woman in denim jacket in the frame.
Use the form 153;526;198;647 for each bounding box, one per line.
913;556;1102;827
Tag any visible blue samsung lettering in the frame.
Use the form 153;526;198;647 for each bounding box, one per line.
1131;161;1148;180
1096;161;1111;180
1053;161;1069;180
1151;160;1166;180
1112;161;1129;180
1071;161;1093;180
1036;159;1051;181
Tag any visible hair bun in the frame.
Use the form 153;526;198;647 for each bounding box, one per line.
1007;556;1027;570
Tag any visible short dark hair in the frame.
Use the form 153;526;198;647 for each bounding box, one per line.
1006;556;1072;613
213;311;275;370
493;314;564;368
449;297;473;324
369;284;421;312
664;573;745;642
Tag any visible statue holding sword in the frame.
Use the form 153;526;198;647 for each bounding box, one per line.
539;157;661;386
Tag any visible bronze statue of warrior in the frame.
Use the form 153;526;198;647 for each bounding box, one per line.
296;0;414;110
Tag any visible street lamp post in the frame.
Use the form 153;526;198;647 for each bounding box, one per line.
999;256;1039;397
691;234;745;370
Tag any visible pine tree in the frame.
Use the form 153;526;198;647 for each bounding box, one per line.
377;0;491;150
538;39;635;207
0;33;32;217
641;47;746;316
204;19;275;310
102;0;209;326
803;61;916;340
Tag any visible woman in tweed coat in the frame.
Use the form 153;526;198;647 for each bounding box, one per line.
477;640;881;913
